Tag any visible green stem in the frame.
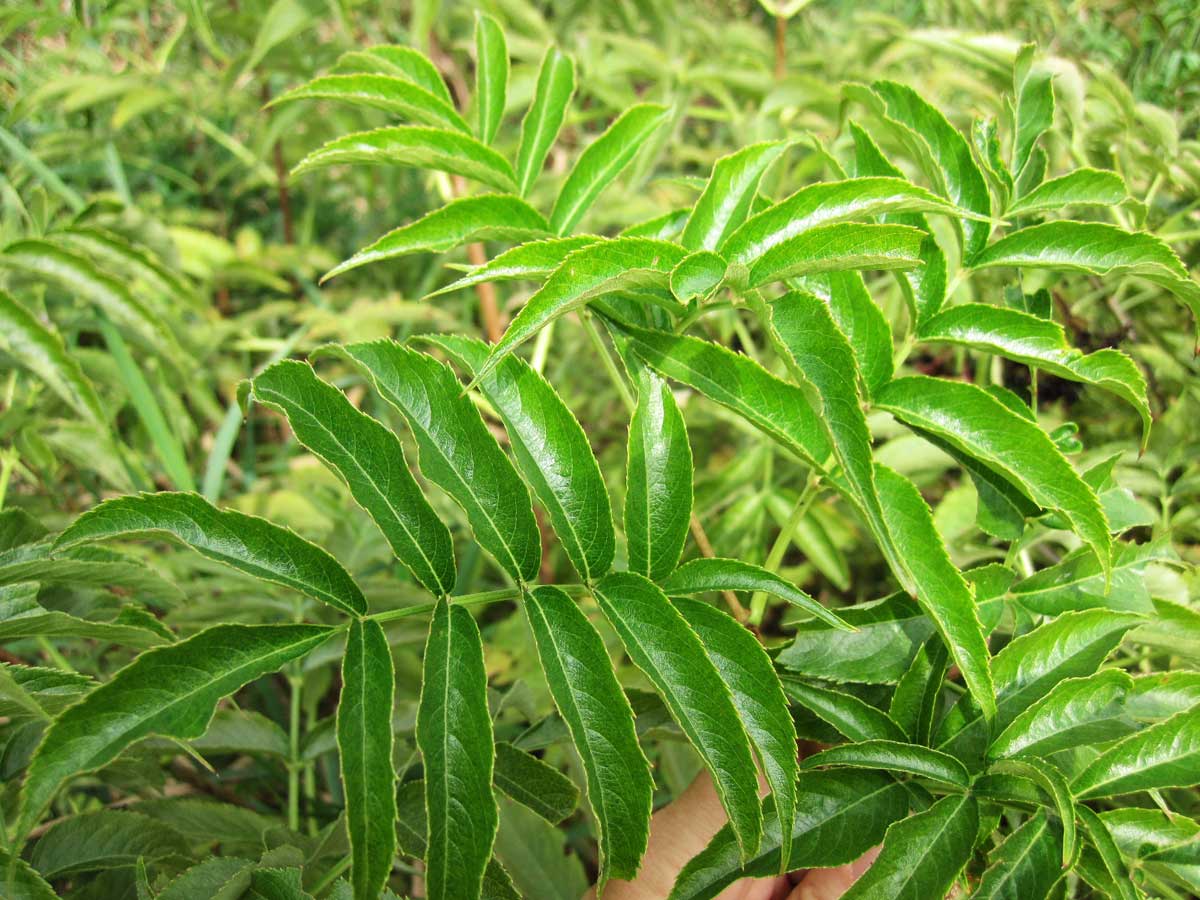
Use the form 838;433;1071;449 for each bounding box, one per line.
749;475;822;626
580;312;635;414
365;584;589;625
310;856;353;897
0;447;18;508
287;666;303;833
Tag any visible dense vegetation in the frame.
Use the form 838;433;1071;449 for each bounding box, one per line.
1;2;1198;899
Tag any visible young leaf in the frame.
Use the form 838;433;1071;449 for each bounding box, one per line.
334;45;452;105
17;623;332;838
669;772;909;900
874;465;996;720
877;376;1112;575
478;238;685;378
492;742;580;824
989;668;1137;760
660;557;850;630
249;360;456;596
421;335;614;581
329;340;541;584
1011;46;1054;179
549;104;670;233
780;679;908;743
626;368;692;581
594;573;762;860
473;14;508;145
292;126;518;192
801;739;971;788
840;793;980;900
681;140;791;252
426;236;599;298
54;492;367;616
672;596;799;872
271;73;470;133
522;585;652;885
1005;168;1127;216
1073;707;1200;799
417;599;498;900
970;809;1063;900
516;47;574;196
323;195;551;281
338;619;397;900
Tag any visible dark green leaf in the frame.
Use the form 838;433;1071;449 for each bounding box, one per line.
970;809;1063;900
814;271;894;398
515;46;574;196
801;739;971;787
1073;707;1200;799
30;810;186;878
781;678;907;742
0;849;59;900
1009;539;1172;615
493;741;580;824
1102;808;1200;864
889;634;949;745
988;758;1078;867
1077;805;1139;900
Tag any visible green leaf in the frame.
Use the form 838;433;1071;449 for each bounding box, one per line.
1102;808;1200;864
781;678;907;742
1005;168;1127;216
917;304;1150;445
626;368;692;581
522;585;651;885
417;598;498;900
609;321;832;467
17;623;332;838
333;45;452;105
874;464;996;720
1077;806;1139;900
1012;46;1054;180
594;572;762;860
271;73;469;133
970;809;1063;900
250;360;455;596
492;796;588;900
0;288;106;426
1009;539;1172;615
870;80;992;260
549;104;670;233
329;340;540;583
323;194;551;281
292;126;518;192
841;793;979;900
0;581;167;648
817;271;894;398
30;810;186;878
1073;707;1200;799
988;758;1078;867
669;771;909;900
660;557;850;630
493;741;580;824
0;849;60;900
877;375;1112;576
670;251;726;302
672;596;798;872
621;208;690;241
339;619;397;900
802;739;969;788
427;236;598;298
889;634;949;745
422;335;614;581
937;609;1144;764
747;222;924;287
473;14;508;145
1128;671;1200;722
989;668;1136;760
681;140;791;252
54;492;367;616
479;238;685;378
515;47;575;196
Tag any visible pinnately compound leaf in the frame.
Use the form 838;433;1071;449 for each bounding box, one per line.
338;619;397;900
522;586;652;886
516;46;575;196
417;598;498;900
17;624;333;839
250;360;456;596
54;492;367;616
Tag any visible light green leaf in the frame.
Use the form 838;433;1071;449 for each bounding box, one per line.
1009;538;1172;615
841;793;979;900
0;849;59;900
329;340;540;583
970;809;1063;900
780;678;907;742
271;73;469;133
292;126;518;192
323;195;551;281
17;623;332;839
621;208;690;241
681;141;790;252
515;47;575;196
989;668;1136;760
333;45;452;105
1127;671;1200;722
243;0;312;73
594;572;762;861
479;238;685;378
626;368;692;581
813;271;894;398
802;739;970;788
1005;168;1126;216
874;464;996;720
54;492;366;616
493;741;580;824
157;857;256;900
670;250;726;302
549;104;670;233
917;304;1150;445
426;236;598;298
523;585;652;886
660;557;850;630
1103;808;1200;864
250;359;455;596
339;619;397;900
417;598;498;900
669;772;909;900
473;14;507;145
877;375;1111;576
1073;707;1200;799
30;810;186;878
422;334;614;581
1012;46;1054;180
747;222;924;288
673;596;798;872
